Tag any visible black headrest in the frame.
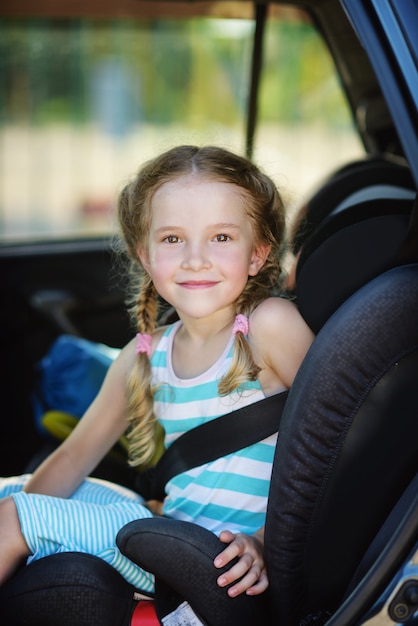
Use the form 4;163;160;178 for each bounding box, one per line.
265;264;418;625
295;197;414;333
291;157;415;255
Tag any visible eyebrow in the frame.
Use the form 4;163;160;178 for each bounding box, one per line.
154;223;241;234
212;223;241;230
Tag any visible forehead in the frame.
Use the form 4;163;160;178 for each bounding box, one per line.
150;175;249;223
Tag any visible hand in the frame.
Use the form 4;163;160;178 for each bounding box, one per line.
213;528;268;597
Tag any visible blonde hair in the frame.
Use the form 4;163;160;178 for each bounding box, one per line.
117;145;286;467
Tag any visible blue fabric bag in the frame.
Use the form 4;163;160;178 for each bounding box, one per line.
33;334;120;434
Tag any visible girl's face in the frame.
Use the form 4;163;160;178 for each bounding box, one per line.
138;175;270;322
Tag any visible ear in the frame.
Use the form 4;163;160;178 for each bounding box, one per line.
137;246;151;274
248;244;271;276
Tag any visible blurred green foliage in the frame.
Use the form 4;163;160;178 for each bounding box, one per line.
0;16;352;130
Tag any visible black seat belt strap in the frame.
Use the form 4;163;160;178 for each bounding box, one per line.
136;389;288;501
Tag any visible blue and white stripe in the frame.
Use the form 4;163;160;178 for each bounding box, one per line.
151;321;277;536
1;475;154;592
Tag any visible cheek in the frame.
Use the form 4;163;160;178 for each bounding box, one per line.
219;253;254;300
146;250;176;284
224;249;254;277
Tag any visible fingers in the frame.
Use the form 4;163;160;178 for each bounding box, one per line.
243;568;269;596
213;531;269;597
217;554;268;597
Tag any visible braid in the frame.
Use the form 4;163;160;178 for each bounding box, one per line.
126;273;159;467
218;330;260;396
219;258;281;396
135;273;158;335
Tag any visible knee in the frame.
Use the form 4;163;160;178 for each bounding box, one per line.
0;496;29;553
0;496;31;586
0;495;18;523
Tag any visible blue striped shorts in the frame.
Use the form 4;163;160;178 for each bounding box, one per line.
0;475;155;593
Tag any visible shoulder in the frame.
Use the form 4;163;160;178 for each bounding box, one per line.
249;296;312;359
248;297;314;391
249;296;303;335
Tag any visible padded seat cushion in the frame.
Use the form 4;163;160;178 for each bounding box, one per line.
117;517;270;626
265;264;418;625
0;552;137;626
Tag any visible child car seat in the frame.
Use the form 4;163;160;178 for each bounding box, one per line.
116;263;418;626
0;162;416;625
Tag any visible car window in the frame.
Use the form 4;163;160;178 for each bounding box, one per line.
255;9;364;209
0;5;364;242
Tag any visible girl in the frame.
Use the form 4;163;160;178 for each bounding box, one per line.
0;145;314;599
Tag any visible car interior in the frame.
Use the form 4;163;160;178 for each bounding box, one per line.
0;0;416;625
1;157;416;626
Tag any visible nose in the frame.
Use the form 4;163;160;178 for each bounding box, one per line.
181;240;211;271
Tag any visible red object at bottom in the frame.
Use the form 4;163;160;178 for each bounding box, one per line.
131;600;160;625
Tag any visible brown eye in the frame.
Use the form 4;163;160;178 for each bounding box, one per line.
163;235;180;243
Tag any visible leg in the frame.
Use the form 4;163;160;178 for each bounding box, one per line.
11;490;155;592
0;496;31;585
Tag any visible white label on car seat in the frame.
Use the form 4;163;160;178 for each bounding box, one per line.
162;601;205;626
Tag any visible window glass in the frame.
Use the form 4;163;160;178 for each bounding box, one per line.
255;8;364;213
0;8;363;241
0;17;253;239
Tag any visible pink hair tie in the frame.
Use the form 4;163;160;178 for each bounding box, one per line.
233;314;249;336
135;333;152;357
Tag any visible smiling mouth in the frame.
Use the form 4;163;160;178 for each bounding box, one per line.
178;281;218;289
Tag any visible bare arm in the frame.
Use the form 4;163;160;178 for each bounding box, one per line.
250;296;315;395
23;339;137;497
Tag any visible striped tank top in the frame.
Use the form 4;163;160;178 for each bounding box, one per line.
150;320;278;536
